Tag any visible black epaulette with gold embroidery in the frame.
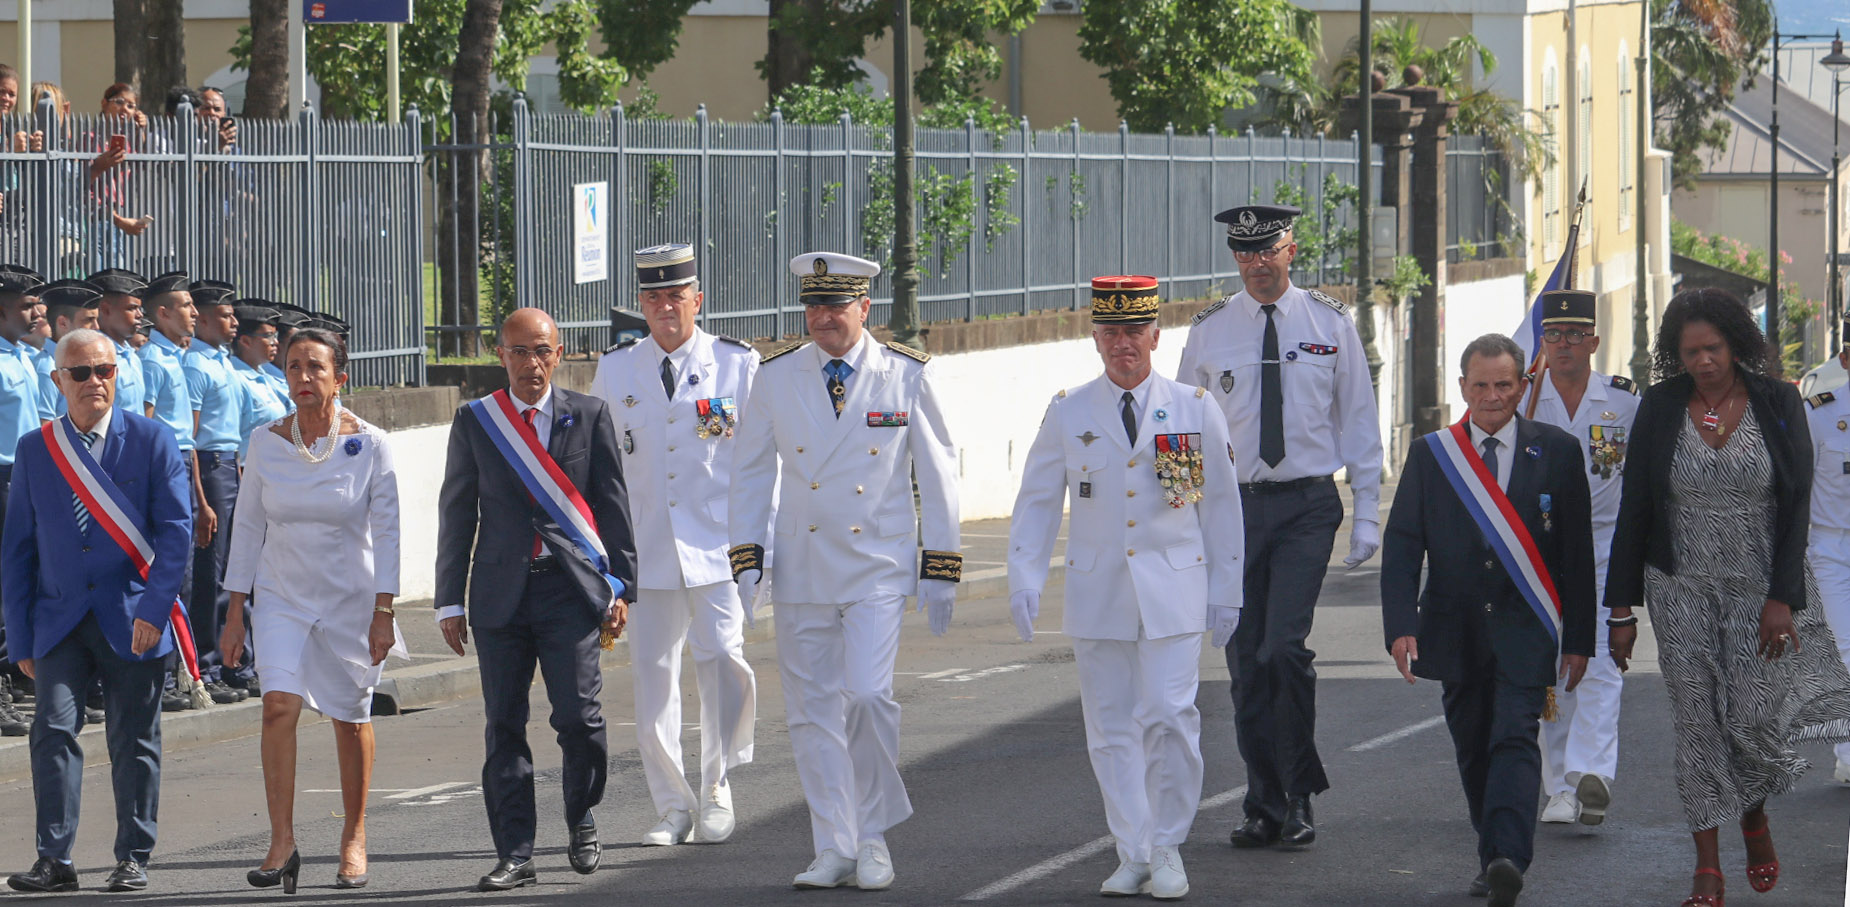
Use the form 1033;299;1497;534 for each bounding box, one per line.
1308;289;1348;314
760;342;807;364
1610;375;1638;395
1191;297;1229;326
714;334;752;350
604;336;641;354
920;550;963;583
1809;391;1837;410
886;340;930;363
728;543;765;577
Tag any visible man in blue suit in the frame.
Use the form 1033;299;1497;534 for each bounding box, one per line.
1;328;192;893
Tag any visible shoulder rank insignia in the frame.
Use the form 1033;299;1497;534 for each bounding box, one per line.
1610;375;1638;395
604;336;641;354
886;340;930;363
1191;296;1229;326
713;334;752;350
1809;391;1836;410
1307;289;1348;315
759;341;807;364
1195;386;1206;398
1056;388;1067;398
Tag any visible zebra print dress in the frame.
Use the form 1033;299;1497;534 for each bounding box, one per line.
1645;406;1850;832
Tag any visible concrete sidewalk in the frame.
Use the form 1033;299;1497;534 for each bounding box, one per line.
0;514;1065;783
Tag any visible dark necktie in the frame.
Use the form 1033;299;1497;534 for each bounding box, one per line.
1260;303;1285;468
1120;390;1137;443
1481;437;1501;490
660;356;676;400
824;359;853;418
72;431;98;535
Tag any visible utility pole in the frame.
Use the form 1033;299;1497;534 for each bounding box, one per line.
888;0;921;348
1631;0;1652;382
1357;0;1377;387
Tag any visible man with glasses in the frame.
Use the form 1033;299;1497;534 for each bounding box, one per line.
1525;289;1637;829
1177;204;1383;850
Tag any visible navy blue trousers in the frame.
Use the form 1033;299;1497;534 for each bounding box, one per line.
190;450;242;683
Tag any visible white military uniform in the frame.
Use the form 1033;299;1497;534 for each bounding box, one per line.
1008;374;1243;865
1805;388;1850;767
1530;370;1639;797
591;327;759;821
727;328;960;859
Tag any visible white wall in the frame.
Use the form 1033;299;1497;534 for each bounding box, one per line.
1441;274;1529;415
387;424;451;603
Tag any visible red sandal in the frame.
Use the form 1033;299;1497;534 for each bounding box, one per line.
1742;823;1778;892
1681;866;1725;907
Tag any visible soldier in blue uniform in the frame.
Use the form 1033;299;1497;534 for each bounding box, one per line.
183;280;253;702
35;281;105;420
88;269;151;418
0;264;45;731
139;271;206;711
230;302;292;455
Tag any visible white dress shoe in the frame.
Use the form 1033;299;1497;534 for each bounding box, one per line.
855;840;895;890
1099;861;1151;896
793;849;858;889
640;809;693;846
1149;846;1187;900
1539;792;1579;824
1575;774;1611;826
698;782;735;843
1835;758;1850;784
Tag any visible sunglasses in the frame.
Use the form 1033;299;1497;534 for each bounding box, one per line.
59;363;117;382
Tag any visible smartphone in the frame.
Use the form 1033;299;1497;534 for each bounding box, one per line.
221;115;236;129
107;133;127;154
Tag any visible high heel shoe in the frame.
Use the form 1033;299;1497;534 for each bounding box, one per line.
334;870;369;889
1680;866;1724;906
247;849;301;894
1742;823;1779;892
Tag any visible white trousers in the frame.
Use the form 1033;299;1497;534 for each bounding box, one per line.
1541;561;1624;796
775;593;912;858
629;581;758;815
1809;531;1850;763
1073;630;1205;865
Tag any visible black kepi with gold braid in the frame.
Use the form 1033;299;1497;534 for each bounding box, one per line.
1539;289;1595;326
1090;275;1160;324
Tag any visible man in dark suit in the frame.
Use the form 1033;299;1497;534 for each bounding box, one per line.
1380;333;1595;907
436;307;636;891
2;328;192;893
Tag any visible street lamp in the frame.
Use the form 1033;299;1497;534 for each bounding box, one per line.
1823;33;1850;347
1770;21;1839;367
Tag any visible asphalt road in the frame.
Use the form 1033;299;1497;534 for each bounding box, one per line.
2;553;1847;905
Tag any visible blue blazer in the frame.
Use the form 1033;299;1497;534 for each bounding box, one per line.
2;412;192;662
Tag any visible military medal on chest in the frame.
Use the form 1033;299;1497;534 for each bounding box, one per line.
1587;425;1627;479
694;396;738;439
1154;433;1205;508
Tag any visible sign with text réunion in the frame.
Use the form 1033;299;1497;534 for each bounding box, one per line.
573;182;610;285
304;1;413;24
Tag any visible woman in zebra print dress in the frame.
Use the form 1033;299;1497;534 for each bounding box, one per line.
1606;289;1850;907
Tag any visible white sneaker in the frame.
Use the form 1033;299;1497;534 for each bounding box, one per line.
855;840;895;890
793;849;858;889
1540;792;1579;824
1149;846;1187;900
698;782;735;843
1099;860;1151;896
1835;758;1850;784
640;809;693;846
1575;774;1611;826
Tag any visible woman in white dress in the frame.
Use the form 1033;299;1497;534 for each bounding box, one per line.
220;327;405;892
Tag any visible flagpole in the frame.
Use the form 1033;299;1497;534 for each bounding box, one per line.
1522;180;1590;419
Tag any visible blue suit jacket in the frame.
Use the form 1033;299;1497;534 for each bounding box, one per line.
2;412;192;661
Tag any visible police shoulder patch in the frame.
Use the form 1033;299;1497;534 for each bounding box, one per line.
1610;375;1638;395
603;336;641;354
1191;296;1229;326
886;340;930;363
1308;289;1348;315
1809;391;1837;409
759;341;808;364
713;334;752;350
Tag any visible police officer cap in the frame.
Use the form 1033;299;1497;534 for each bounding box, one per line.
134;316;154;336
232;302;282;330
305;313;350;337
1539;289;1596;327
636;243;697;289
1214;203;1300;252
146;270;191;296
188;279;237;307
791;251;879;306
87;268;149;298
38;279;104;310
0;263;45;296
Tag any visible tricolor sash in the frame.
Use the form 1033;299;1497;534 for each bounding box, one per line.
468;390;627;603
1424;419;1564;645
39;418;199;675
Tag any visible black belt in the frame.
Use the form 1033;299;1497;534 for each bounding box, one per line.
197;450;238;466
1239;474;1332;494
528;555;562;574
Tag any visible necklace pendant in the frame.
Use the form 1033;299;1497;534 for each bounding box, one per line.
1701;409;1721;432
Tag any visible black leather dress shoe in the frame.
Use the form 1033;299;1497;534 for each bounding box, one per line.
8;857;79;893
568;821;600;875
1469;869;1489;897
104;861;148;892
1228;814;1280;849
1485;857;1523;907
477;858;536;892
1279;795;1316;847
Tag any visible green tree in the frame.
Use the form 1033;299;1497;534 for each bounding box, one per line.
1077;0;1316;134
1652;0;1771;190
757;1;1039;106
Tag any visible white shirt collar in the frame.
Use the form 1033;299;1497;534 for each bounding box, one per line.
511;387;554;420
1466;416;1519;454
69;407;113;445
656;330;701;370
814;330;872;371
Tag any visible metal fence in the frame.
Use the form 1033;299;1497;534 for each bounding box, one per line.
437;98;1393;355
0;97;424;387
1445;135;1517;264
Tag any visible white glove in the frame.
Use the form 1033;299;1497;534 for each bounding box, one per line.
1010;589;1040;642
1344;519;1381;568
738;569;770;629
1210;605;1241;648
920;579;956;637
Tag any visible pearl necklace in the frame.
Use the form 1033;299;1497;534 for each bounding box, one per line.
290;406;342;463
